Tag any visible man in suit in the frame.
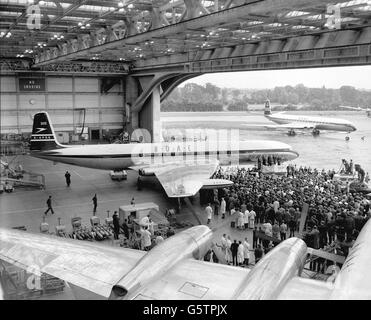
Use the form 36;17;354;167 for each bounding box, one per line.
92;194;97;213
44;196;54;215
113;211;120;240
64;171;71;187
230;240;239;266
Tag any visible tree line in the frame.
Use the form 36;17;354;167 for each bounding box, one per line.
161;82;371;112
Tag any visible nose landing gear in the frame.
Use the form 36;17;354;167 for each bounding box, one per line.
288;129;296;136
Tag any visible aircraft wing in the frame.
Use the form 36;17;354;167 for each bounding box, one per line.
1;227;345;300
0;227;252;300
132;160;219;198
277;277;333;300
129;259;251;300
0;228;145;298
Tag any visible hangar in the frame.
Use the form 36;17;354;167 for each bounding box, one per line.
1;0;371;301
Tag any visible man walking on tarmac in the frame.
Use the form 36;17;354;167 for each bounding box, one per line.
45;195;54;215
113;211;120;240
92;194;97;213
65;171;71;187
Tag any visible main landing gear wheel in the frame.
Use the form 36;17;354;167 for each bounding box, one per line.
288;129;296;136
312;129;320;136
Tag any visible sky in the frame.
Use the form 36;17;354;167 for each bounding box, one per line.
182;66;371;90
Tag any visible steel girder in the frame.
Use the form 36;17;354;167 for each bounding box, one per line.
29;0;364;66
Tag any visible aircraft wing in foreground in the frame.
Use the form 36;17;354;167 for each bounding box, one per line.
2;220;371;300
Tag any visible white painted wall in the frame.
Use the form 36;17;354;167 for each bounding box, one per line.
0;75;124;134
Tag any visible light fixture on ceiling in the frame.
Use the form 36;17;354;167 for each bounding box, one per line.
39;0;45;5
27;0;34;4
128;4;134;9
0;32;5;38
86;23;90;27
5;32;11;38
109;7;115;11
118;1;124;8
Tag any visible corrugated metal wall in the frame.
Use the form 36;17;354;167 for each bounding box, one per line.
0;74;124;135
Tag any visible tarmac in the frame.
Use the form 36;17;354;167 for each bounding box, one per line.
0;154;258;300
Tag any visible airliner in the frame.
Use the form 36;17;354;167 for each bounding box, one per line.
263;99;357;135
339;105;371;117
29;112;298;198
1;217;371;299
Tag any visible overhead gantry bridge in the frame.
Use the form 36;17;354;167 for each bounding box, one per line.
1;0;371;141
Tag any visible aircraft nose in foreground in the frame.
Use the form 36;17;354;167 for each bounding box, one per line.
272;141;299;161
349;124;357;132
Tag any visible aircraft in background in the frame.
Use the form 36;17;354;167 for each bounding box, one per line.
262;99;357;136
29;112;298;198
339;105;371;117
1;217;371;300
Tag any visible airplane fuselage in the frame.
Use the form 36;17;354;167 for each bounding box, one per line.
31;140;298;171
266;113;357;132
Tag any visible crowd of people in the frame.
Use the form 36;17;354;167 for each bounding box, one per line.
210;163;371;265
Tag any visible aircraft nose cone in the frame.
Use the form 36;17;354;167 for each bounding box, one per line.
288;150;299;160
351;124;357;132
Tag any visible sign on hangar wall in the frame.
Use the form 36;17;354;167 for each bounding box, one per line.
18;73;45;91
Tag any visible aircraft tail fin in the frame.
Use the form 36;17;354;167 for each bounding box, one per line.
264;99;272;116
30;112;63;151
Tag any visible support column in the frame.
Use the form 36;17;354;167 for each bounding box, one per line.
124;72;197;143
139;85;161;143
124;75;161;142
124;75;139;134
